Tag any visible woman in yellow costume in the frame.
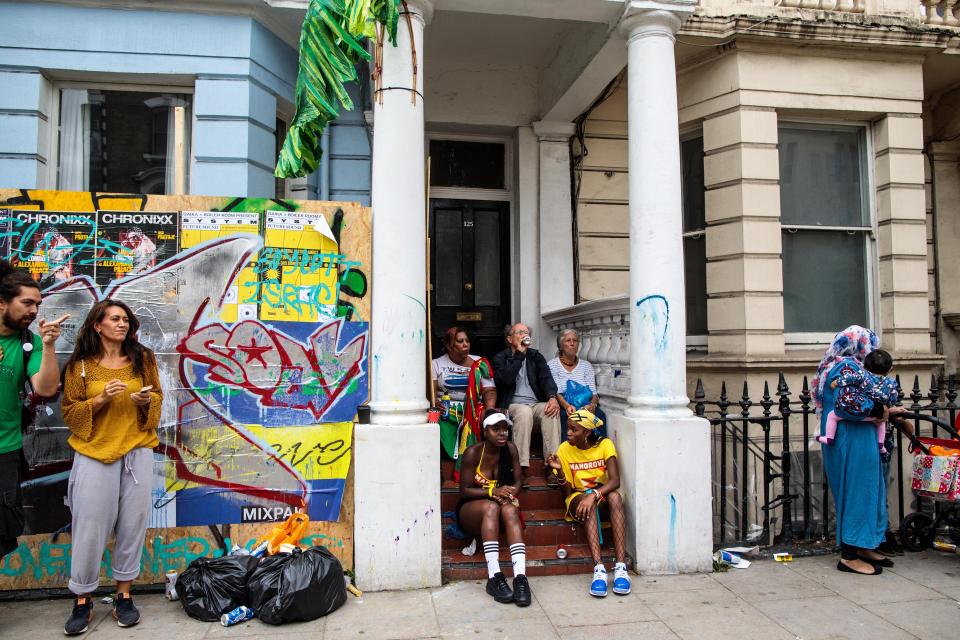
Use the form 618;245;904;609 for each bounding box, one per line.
457;410;530;607
547;410;630;598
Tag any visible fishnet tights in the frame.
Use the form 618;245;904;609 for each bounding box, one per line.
581;493;627;566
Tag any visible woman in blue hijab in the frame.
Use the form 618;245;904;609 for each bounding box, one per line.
813;325;906;575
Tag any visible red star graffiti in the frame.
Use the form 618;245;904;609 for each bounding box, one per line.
236;337;271;366
177;314;366;422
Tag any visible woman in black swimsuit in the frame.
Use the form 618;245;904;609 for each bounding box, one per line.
457;409;530;606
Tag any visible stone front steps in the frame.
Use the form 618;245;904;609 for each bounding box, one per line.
440;455;632;581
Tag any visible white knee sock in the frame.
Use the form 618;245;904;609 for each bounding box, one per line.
483;541;500;578
510;543;526;576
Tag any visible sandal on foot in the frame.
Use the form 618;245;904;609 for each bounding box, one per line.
837;560;881;575
860;555;893;568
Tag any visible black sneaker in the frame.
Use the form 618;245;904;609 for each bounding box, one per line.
113;593;141;628
485;572;514;604
513;574;531;607
64;598;93;636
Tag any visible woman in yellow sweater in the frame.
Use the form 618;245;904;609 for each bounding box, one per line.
60;299;162;636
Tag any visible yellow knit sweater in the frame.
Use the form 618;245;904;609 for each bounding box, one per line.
62;355;163;464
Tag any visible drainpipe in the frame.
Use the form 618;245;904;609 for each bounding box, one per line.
925;141;944;366
319;126;331;201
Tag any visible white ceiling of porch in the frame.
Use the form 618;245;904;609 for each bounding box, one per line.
432;0;623;23
424;9;613;127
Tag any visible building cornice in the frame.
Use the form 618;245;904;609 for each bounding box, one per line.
680;13;959;52
17;0;306;46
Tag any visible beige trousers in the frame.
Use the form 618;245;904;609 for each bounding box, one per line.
509;402;561;468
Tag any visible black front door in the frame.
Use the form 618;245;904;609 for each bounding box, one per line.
429;198;511;362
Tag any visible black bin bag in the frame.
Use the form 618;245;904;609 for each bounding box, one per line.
247;546;347;625
175;554;260;621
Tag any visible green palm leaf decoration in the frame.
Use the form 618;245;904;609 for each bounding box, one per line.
276;0;403;178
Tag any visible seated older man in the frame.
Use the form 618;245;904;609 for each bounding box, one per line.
492;323;561;485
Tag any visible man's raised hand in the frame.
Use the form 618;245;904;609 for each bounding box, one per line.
38;314;70;345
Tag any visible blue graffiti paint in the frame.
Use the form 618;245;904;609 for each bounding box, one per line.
239;279;337;315
636;295;669;352
401;293;426;312
667;493;677;571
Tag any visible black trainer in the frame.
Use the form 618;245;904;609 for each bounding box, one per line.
64;598;93;636
113;593;141;628
513;574;532;607
485;572;514;604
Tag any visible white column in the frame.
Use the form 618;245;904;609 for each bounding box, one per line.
534;120;576;344
368;2;431;422
610;0;713;575
623;6;690;418
516;126;542;348
356;0;440;592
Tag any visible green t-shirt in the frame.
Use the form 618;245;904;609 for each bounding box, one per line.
0;331;43;454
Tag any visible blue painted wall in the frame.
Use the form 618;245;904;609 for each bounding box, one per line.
0;2;372;202
0;67;49;187
330;82;372;206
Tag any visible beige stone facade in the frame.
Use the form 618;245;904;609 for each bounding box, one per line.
569;4;957;396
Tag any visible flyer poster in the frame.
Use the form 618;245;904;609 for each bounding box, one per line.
2;209;97;289
180;211;261;323
94;211;179;286
260;212;340;323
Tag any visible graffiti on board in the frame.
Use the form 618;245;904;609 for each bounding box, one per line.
0;532;345;583
0;190;371;544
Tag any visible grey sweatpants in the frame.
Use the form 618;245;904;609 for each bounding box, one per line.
67;448;153;594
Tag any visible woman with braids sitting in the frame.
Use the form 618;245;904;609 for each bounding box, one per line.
546;409;630;597
456;409;531;607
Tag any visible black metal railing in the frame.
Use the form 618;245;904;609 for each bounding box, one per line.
695;373;959;548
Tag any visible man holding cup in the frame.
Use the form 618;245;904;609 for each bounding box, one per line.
492;323;561;486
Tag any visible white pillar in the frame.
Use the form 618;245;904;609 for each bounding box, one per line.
609;0;713;575
356;0;440;591
623;6;690;418
516;126;542;348
534;120;576;344
368;4;431;422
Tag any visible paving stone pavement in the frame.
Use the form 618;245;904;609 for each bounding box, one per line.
3;552;958;639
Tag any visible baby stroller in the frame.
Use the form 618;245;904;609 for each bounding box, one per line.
895;413;960;551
